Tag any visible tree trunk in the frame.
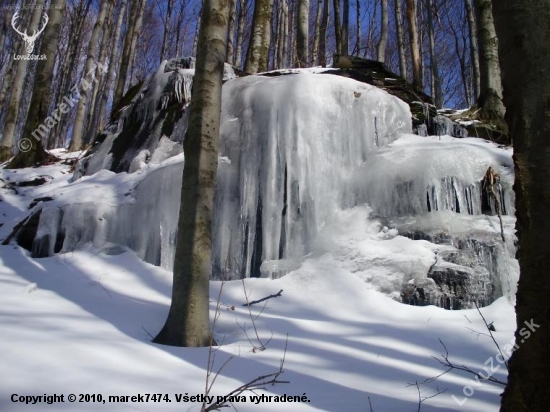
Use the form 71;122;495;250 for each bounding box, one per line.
405;0;422;89
160;0;175;62
492;1;550;411
333;0;342;55
0;0;16;57
244;0;274;74
69;0;110;151
465;0;480;102
113;0;141;109
97;0;127;133
426;0;442;107
226;0;237;63
296;0;309;67
319;0;329;66
342;0;349;55
276;0;288;69
394;0;407;79
0;0;47;161
377;0;388;63
473;0;505;123
234;0;245;67
355;0;360;56
5;0;67;169
311;0;322;66
126;0;147;85
153;0;230;348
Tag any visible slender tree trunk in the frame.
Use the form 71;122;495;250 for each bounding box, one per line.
153;0;231;348
0;0;47;161
473;0;505;123
355;0;360;56
113;0;140;108
0;0;16;56
276;0;288;69
377;0;388;62
226;0;237;63
319;0;329;66
493;1;550;411
333;0;342;55
394;0;407;78
69;0;110;151
311;0;322;66
405;0;422;89
342;0;349;55
97;0;127;132
426;0;442;107
465;0;480;102
127;0;147;84
234;0;245;67
282;0;289;66
192;14;201;56
160;0;175;62
296;0;309;67
5;0;67;169
245;0;274;73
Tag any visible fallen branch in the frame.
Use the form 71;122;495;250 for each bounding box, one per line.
242;289;283;307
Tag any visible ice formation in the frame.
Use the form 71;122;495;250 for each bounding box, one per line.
11;62;519;308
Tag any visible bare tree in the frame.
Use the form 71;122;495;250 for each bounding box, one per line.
1;0;48;161
234;0;245;67
473;0;505;123
377;0;388;62
296;0;309;67
226;0;237;63
464;0;480;101
311;0;323;65
405;0;422;89
69;0;111;151
5;0;67;169
426;0;442;107
355;0;360;56
342;0;349;55
319;0;329;65
160;0;175;62
394;0;407;78
153;0;231;347
333;0;342;55
493;0;550;410
245;0;274;73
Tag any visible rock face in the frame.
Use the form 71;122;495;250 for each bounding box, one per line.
9;59;518;309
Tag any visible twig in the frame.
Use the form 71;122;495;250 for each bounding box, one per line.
473;301;509;370
242;289;283;307
141;326;154;340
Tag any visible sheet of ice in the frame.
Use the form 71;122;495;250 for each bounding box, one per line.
213;74;411;278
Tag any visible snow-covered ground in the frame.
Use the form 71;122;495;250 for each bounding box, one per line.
1;151;516;411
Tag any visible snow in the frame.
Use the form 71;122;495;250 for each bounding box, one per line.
0;245;515;412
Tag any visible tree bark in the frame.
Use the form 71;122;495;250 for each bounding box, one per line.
311;0;322;66
426;0;442;107
473;0;505;123
126;0;147;85
493;1;550;411
226;0;237;63
296;0;309;67
153;0;230;348
160;0;175;62
333;0;342;55
355;0;360;56
69;0;110;151
465;0;480;102
377;0;388;63
244;0;274;73
234;0;245;67
319;0;329;66
405;0;422;89
0;0;47;161
394;0;407;79
5;0;67;169
342;0;349;55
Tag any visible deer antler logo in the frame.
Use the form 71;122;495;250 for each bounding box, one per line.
11;10;49;55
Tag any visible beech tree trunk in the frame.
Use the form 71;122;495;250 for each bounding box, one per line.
465;0;480;102
153;0;231;348
296;0;309;67
333;0;342;55
244;0;274;73
0;0;46;161
342;0;349;55
405;0;422;89
473;0;505;123
426;0;442;107
234;0;245;67
5;0;66;169
69;0;111;151
319;0;329;66
377;0;388;63
160;0;175;62
394;0;407;79
492;1;550;411
311;0;323;66
355;0;360;56
226;0;237;63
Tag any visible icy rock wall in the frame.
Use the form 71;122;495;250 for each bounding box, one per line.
212;74;411;278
